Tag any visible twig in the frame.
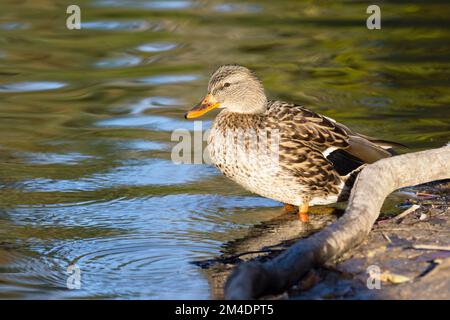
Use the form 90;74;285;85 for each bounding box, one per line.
412;244;450;251
375;227;449;233
381;231;392;243
393;204;420;222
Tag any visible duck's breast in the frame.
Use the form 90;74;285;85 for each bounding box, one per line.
207;122;304;201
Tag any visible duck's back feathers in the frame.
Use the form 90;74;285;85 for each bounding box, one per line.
266;101;402;175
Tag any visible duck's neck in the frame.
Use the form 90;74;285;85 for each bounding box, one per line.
215;109;265;131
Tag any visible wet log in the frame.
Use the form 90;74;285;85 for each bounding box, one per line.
225;145;450;299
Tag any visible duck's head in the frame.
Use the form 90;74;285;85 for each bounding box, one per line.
185;65;267;119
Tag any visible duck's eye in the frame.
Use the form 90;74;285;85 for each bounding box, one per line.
223;82;231;88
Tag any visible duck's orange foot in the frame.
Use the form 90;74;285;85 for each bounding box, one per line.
298;203;309;223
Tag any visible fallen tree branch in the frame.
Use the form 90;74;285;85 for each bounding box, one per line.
412;244;450;251
224;146;450;299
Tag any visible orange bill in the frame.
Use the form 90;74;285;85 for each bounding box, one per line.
185;94;220;119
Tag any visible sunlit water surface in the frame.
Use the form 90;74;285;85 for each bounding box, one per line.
0;0;449;299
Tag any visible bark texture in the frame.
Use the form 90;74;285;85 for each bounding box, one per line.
224;146;450;299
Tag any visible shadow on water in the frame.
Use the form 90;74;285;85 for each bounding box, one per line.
0;0;449;298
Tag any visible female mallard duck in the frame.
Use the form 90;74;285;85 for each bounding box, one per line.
185;65;401;222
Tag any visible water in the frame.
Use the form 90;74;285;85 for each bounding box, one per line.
0;0;449;299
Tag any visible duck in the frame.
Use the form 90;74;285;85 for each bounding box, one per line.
185;65;402;222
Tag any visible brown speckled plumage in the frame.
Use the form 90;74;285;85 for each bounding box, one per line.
191;65;401;208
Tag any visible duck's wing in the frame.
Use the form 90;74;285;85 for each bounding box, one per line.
266;101;402;176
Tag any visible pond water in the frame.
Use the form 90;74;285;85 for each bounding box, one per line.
0;0;449;299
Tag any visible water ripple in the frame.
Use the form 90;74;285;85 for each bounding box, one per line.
19;159;216;192
9;194;276;229
3;193;278;298
17;152;95;165
136;42;178;53
95;0;193;10
95;55;142;69
96;114;211;131
0;22;30;30
81;20;151;31
128;96;182;114
136;74;199;85
0;82;66;93
116;140;167;151
359;96;393;108
214;3;262;13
